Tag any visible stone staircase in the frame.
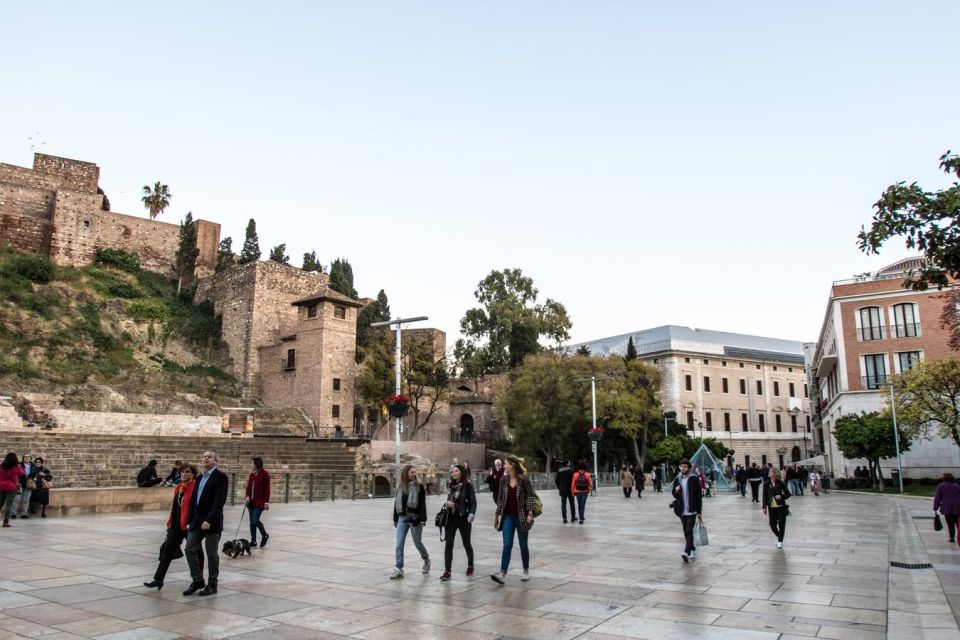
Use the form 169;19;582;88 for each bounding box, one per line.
253;407;315;437
13;392;63;429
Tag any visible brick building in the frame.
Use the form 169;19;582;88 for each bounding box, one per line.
0;153;219;278
573;326;815;470
811;257;960;478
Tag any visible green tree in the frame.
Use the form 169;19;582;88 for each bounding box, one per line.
649;435;686;464
624;336;638;361
141;181;171;220
834;411;914;488
328;258;358;299
454;268;572;376
356;290;390;362
892;358;960;447
593;358;661;465
215;237;234;273
575;345;591;356
174;212;199;295
268;244;289;265
858;150;960;347
239;219;260;264
302;250;323;273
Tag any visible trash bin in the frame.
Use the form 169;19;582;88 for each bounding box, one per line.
891;469;900;488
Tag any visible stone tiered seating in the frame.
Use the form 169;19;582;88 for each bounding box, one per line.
252;407;314;437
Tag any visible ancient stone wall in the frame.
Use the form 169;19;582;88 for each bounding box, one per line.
32;153;99;193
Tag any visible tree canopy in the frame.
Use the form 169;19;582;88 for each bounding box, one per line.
174;212;199;294
141;182;171;220
215;237;234;273
834;411;913;484
268;244;290;265
356;290;390;362
454;268;572;376
302;250;323;273
239;219;260;264
892;358;960;448
329;258;358;299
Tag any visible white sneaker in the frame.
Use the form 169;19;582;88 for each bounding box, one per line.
689;550;697;559
681;552;689;563
422;558;431;574
390;567;404;579
776;541;783;549
521;569;530;582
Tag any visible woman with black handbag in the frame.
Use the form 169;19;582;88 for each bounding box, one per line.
143;464;202;590
762;468;790;549
28;457;52;518
390;465;430;580
934;472;960;543
440;464;476;581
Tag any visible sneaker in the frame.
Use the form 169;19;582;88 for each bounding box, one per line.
422;558;431;574
521;569;530;582
390;567;404;579
466;566;474;576
579;520;584;525
689;550;697;559
490;572;506;585
776;541;783;549
20;515;28;519
260;534;269;548
681;552;688;563
562;518;567;523
440;571;451;581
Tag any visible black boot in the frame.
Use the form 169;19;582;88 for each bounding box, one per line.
197;581;218;596
182;580;205;596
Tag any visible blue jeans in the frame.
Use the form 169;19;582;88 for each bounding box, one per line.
576;493;588;522
249;507;267;542
395;515;429;569
499;515;529;573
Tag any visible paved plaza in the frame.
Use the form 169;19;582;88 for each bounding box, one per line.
0;486;957;640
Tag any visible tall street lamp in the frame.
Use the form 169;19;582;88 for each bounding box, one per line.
370;315;428;486
574;375;614;493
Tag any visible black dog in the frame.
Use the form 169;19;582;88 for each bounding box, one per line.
222;538;252;558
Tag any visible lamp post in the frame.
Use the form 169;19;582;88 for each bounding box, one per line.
370;315;429;486
574;375;613;493
662;413;676;489
889;381;904;494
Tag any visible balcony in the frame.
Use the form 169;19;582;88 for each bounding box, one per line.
862;374;889;391
893;323;920;338
858;326;886;341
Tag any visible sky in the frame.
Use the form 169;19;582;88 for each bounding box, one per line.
2;2;959;348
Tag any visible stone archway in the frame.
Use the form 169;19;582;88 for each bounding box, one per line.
373;475;392;497
459;414;474;443
791;446;802;462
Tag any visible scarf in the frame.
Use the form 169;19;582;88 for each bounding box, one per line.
446;479;463;511
395;480;419;515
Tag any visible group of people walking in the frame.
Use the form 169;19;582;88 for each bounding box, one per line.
1;452;52;526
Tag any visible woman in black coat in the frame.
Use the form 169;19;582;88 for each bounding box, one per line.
29;457;53;518
441;464;477;580
762;468;790;549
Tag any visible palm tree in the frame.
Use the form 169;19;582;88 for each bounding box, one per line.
141;182;172;220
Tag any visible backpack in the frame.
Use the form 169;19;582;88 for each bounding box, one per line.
532;492;542;518
575;472;589;492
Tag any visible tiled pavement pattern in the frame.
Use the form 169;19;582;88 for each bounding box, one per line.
0;486;953;640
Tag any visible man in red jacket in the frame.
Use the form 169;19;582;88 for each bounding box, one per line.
245;457;271;548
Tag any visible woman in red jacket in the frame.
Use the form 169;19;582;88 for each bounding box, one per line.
1;452;25;528
144;464;201;589
245;457;271;547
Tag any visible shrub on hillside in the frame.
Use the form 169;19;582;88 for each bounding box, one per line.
3;254;54;283
94;248;140;273
128;300;173;323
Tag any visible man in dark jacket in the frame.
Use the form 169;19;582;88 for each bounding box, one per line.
184;450;228;596
747;463;762;503
671;458;703;562
555;460;576;523
136;460;162;487
735;465;748;497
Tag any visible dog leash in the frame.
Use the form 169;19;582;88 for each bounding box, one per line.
232;504;247;540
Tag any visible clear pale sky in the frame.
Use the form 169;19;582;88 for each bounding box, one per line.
2;2;959;347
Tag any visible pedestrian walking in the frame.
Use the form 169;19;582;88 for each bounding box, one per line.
0;453;25;528
797;466;808;496
11;454;31;519
390;465;430;579
653;465;663;492
440;464;476;580
570;463;593;524
762;468;790;548
491;455;536;585
735;465;747;497
183;450;228;596
810;469;822;496
620;466;634;498
245;457;271;548
144;463;202;590
934;473;960;543
785;465;799;496
671;459;703;562
486;459;504;504
634;463;645;498
554;460;576;523
28;457;53;518
747;463;762;503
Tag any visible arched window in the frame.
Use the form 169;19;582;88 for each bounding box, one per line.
791;446;802;462
459;414;475;443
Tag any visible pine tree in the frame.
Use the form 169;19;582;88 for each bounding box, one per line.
216;237;235;273
575;345;591;356
174;212;199;294
328;257;358;298
302;250;323;273
268;244;290;265
356;289;391;362
239;219;260;264
625;336;638;361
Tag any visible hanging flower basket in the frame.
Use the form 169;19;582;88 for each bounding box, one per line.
588;427;604;442
385;394;411;418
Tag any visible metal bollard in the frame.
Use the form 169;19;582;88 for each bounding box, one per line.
309;473;314;502
330;474;336;501
351;474;357;500
230;473;237;506
285;473;290;503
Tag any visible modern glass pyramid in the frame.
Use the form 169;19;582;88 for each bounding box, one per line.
689;443;733;493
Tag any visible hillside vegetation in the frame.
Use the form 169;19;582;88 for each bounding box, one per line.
0;247;237;414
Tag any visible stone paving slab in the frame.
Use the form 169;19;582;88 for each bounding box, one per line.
0;485;932;639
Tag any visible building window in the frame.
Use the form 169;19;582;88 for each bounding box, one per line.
705;412;712;430
804;383;808;397
703;376;711;392
653;358;658;364
773;381;780;396
739;379;746;394
761;454;768;466
773;366;778;371
332;405;340;419
858;306;884;341
789;382;795;397
756;380;763;395
685;375;692;391
684;357;690;363
758;414;766;432
703;359;709;365
741;413;749;431
739;362;745;368
307;304;318;319
334;306;347;319
83;220;90;228
892;303;919;338
745;454;751;467
285;349;296;370
724;412;731;431
791;414;798;432
756;364;761;370
722;378;729;393
333;378;341;391
806;415;811;431
897;351;922;372
686;411;694;429
788;367;793;372
722;361;727;367
863;354;887;389
775;414;782;432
